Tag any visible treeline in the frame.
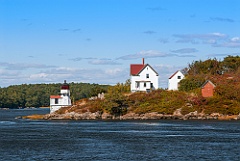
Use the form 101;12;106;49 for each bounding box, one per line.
179;55;240;95
0;83;109;108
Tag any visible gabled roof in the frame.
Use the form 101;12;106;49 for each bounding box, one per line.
130;64;158;76
201;80;216;88
138;64;159;76
169;70;184;79
130;64;145;75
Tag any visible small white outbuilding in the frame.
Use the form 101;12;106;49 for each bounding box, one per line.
168;70;184;90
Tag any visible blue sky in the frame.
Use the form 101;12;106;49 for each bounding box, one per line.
0;0;240;88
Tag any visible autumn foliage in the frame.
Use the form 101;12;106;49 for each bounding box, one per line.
77;55;240;116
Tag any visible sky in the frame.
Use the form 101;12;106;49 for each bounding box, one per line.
0;0;240;88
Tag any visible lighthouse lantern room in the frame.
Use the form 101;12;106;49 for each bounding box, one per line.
50;80;72;113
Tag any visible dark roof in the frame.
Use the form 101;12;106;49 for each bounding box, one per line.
169;70;179;79
201;80;216;88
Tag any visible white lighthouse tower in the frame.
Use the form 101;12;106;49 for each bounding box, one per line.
50;80;72;113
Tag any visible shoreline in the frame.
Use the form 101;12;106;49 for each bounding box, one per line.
21;111;240;121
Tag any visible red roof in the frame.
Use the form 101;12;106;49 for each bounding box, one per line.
130;64;145;75
50;95;61;99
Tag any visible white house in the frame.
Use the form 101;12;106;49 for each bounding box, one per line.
130;58;159;92
168;70;185;90
50;80;72;113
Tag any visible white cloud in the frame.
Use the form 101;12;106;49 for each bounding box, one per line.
0;62;55;70
173;32;240;48
173;32;228;44
105;68;124;75
88;59;121;65
171;48;198;54
230;37;240;42
118;50;196;60
118;50;177;60
29;73;48;79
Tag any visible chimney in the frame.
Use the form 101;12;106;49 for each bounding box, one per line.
142;58;145;65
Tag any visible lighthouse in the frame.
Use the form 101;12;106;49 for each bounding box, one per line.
50;80;72;113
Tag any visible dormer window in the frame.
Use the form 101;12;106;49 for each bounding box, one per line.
178;76;181;79
146;74;149;78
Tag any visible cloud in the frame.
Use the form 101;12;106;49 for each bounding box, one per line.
59;28;81;32
210;17;235;23
158;38;169;44
174;33;240;48
207;53;240;57
146;7;166;11
33;66;129;85
0;62;55;70
69;57;121;65
72;28;81;32
69;57;95;62
59;28;69;31
173;33;227;42
173;32;228;46
177;55;196;58
143;30;157;34
230;37;240;42
117;50;196;60
118;50;176;60
212;36;240;48
171;48;198;54
88;59;121;65
213;42;240;48
190;14;196;18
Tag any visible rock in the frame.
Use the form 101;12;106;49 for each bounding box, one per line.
101;112;113;120
237;113;240;120
173;108;183;117
183;111;198;120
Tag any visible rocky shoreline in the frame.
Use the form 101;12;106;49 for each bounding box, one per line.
41;111;240;121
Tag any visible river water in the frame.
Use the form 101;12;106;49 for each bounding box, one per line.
0;108;240;161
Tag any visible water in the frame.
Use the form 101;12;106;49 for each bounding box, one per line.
0;109;240;161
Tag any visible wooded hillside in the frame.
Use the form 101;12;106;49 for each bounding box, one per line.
0;83;108;108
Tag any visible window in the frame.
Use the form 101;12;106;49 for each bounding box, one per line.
55;98;58;104
144;82;146;87
150;83;153;88
146;74;149;78
136;82;140;88
177;76;181;79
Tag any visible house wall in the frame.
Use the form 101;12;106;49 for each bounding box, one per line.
131;65;158;92
201;82;215;97
168;71;184;90
50;89;72;113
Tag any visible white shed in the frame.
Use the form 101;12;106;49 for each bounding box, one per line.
168;70;184;90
